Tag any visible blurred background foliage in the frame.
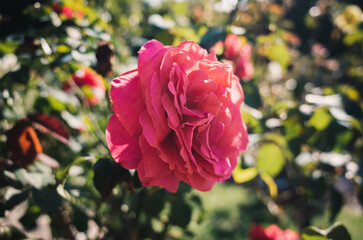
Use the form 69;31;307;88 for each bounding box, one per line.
0;0;363;239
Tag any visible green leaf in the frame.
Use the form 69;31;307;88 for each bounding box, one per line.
169;200;192;228
5;191;29;210
33;188;62;215
47;95;66;112
0;40;20;54
265;43;290;69
93;157;132;200
0;202;5;217
56;156;91;182
20;204;42;230
329;187;343;222
302;226;328;240
302;222;351;240
257;143;285;177
93;157;116;199
308;108;332;131
326;223;351;240
144;189;166;217
350;118;363;135
243;81;263;109
199;28;226;50
283;116;303;140
358;183;363;208
73;207;89;232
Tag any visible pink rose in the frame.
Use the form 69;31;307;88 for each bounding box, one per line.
223;33;254;81
250;224;300;240
106;40;248;192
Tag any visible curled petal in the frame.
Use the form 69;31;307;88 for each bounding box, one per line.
106;115;142;169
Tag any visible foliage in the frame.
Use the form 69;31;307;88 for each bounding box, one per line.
1;0;363;239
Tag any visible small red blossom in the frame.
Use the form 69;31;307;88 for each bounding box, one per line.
6;121;43;168
250;224;300;240
52;3;85;19
63;67;106;105
224;34;254;81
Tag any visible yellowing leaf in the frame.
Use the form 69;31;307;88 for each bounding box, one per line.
232;167;258;183
265;43;290;69
260;172;278;198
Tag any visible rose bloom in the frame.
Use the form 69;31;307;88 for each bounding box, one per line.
250;224;300;240
223;34;254;81
63;67;106;105
106;40;248;192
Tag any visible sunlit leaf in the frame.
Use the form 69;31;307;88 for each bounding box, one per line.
232;167;258;183
264;43;290;69
308;107;332;131
257;143;285;177
302;226;328;240
260;172;278;198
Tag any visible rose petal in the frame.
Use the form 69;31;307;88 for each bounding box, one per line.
199;60;233;88
137;136;180;192
187;171;215;191
230;75;244;107
211;96;248;156
143;72;170;140
106;115;142;169
177;41;208;61
138;39;165;70
138;135;171;178
110;69;145;135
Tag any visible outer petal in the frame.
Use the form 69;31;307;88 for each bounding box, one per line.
137;135;180;193
187;171;215;191
110;69;145;135
230;75;244;107
106;115;142;169
138;39;165;70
